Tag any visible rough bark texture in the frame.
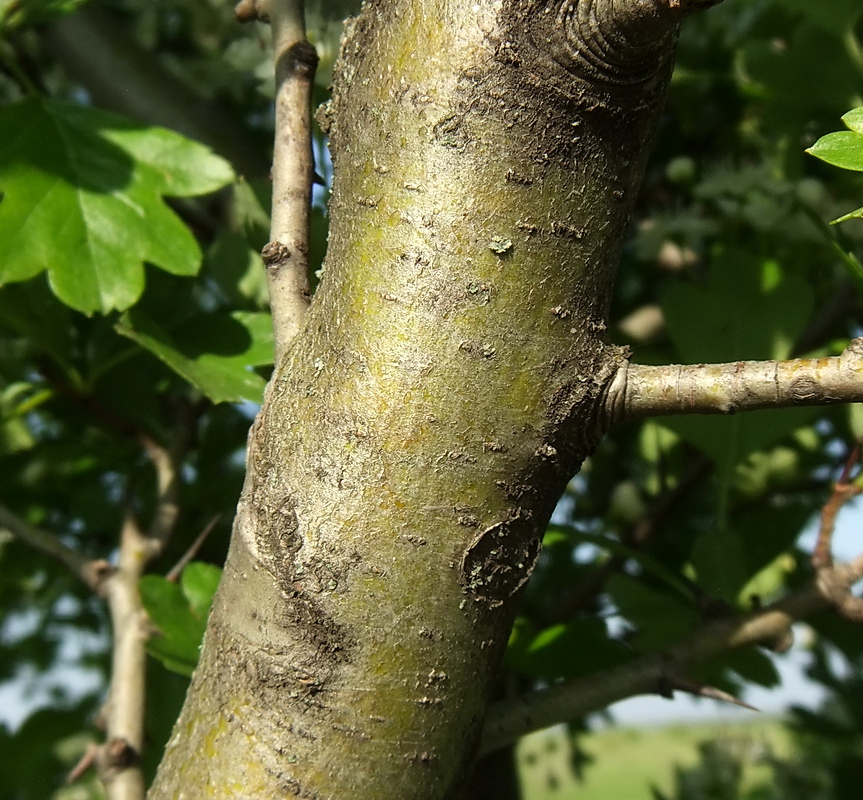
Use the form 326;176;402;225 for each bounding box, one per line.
149;1;691;797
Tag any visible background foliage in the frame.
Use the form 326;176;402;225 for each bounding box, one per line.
1;1;863;798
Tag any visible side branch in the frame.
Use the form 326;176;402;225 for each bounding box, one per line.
611;338;863;422
480;558;863;755
0;504;110;592
261;0;318;362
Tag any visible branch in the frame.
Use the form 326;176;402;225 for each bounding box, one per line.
262;0;318;362
0;503;150;797
0;504;111;593
810;445;863;622
609;338;863;422
480;557;863;755
98;514;150;800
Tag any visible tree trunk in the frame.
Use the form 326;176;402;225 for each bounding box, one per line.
148;1;696;797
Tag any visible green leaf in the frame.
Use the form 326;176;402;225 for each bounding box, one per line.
116;309;273;404
507;617;629;680
842;107;863;134
607;574;698;653
723;647;780;689
546;524;694;601
807;131;863;172
180;562;221;620
0;99;234;314
232;177;271;245
0;382;48;456
205;231;269;309
662;252;812;364
0;280;74;370
661;252;815;468
139;575;206;677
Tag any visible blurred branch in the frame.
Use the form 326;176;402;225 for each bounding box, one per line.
481;556;863;755
0;503;111;592
611;338;863;421
811;441;863;622
98;512;151;800
138;433;179;548
263;0;318;362
48;5;269;179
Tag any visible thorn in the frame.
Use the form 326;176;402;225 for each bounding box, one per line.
666;676;759;712
66;742;98;784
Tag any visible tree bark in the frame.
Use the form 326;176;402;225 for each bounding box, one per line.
148;1;706;798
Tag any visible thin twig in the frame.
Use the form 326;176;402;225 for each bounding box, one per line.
165;515;220;583
0;504;111;593
811;442;863;621
264;0;318;362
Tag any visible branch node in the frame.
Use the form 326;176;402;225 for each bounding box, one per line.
262;240;292;270
283;40;319;77
235;0;269;23
98;737;140;776
66;742;98;784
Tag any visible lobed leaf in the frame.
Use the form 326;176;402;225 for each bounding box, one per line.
115;309;273;404
0;99;234;315
140;562;221;677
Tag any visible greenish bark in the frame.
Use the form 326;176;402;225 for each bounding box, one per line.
148;1;701;798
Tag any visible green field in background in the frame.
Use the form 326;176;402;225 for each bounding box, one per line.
518;719;789;800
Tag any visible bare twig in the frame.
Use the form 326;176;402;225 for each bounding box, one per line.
264;0;318;362
165;514;220;583
480;558;863;755
0;504;111;593
610;338;863;422
811;443;863;621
